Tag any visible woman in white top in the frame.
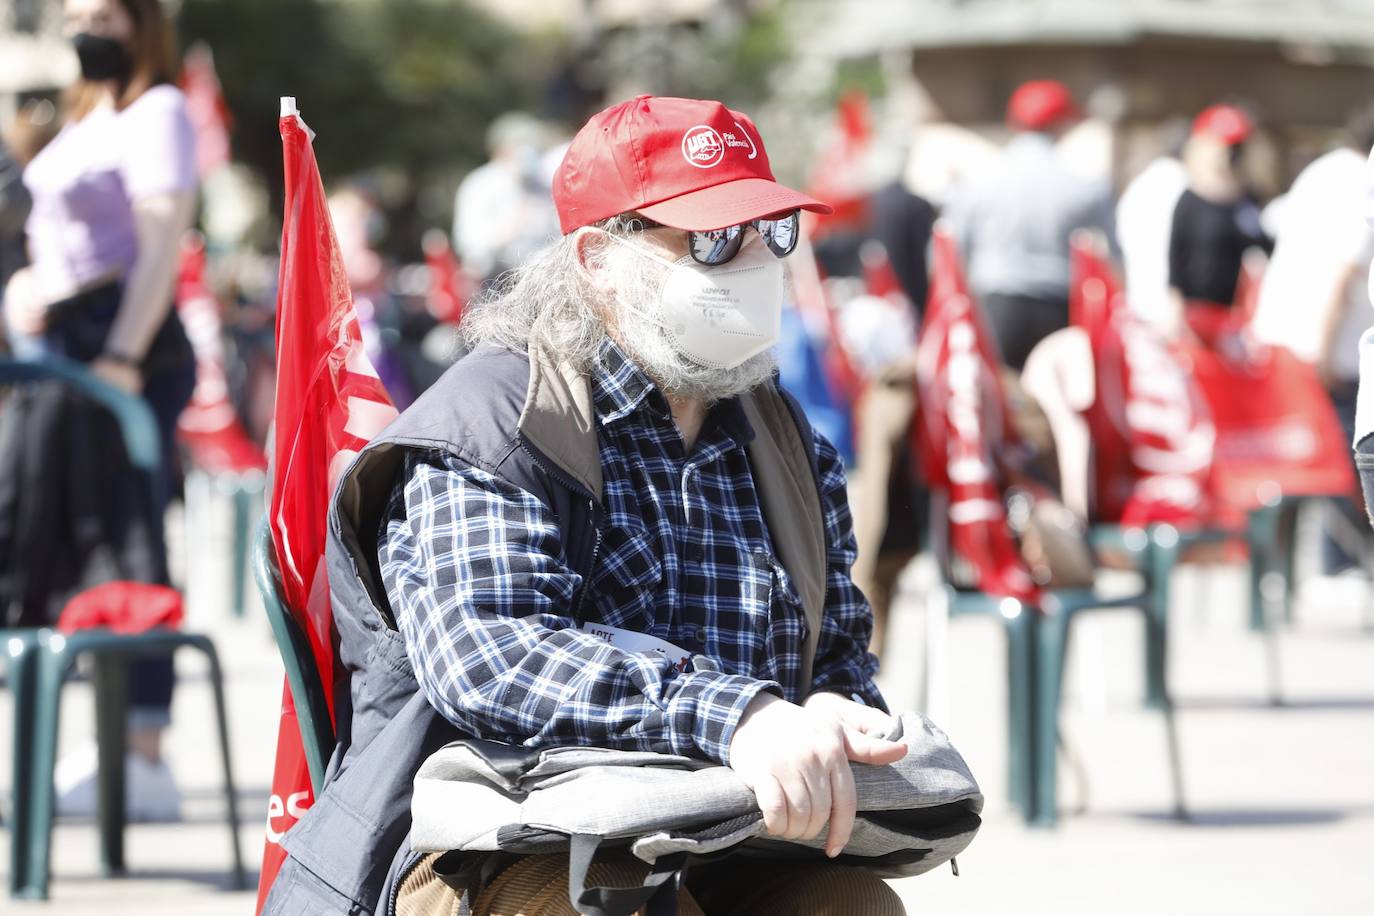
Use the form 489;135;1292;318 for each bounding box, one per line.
4;0;197;819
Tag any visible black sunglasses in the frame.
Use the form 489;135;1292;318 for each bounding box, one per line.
633;210;801;266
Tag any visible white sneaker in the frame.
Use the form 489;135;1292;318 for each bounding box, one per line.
125;751;182;823
54;741;100;818
54;744;182;822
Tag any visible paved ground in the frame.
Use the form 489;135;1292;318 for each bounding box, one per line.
4;493;1374;914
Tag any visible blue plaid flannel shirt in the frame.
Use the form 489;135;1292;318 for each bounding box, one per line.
378;341;883;765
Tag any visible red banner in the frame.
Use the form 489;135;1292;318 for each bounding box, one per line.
1069;234;1214;528
174;235;266;472
180;43;232;179
256;102;398;911
422;229;470;326
1178;258;1355;527
915;228;1038;604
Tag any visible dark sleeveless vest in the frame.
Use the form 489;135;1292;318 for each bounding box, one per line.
264;343;827;914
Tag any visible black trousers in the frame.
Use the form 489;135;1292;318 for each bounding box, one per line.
980;291;1070;372
44;283;196;718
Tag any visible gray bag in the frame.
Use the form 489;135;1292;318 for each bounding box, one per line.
410;712;982;915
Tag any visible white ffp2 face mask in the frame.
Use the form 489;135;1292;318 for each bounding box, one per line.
603;233;785;370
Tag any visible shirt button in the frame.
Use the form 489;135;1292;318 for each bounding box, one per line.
695;628;708;644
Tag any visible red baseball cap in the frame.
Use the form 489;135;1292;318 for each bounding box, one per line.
1192;104;1253;146
1007;80;1079;132
552;95;832;234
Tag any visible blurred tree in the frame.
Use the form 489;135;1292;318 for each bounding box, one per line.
179;0;554;253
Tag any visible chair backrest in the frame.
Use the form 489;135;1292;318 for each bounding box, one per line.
252;520;335;795
0;356;161;474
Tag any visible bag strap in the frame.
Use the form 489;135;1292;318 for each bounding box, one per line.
568;833;685;916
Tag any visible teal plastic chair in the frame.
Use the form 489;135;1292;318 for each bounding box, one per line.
0;357;244;898
1089;522;1234;708
1094;491;1341;708
927;495;1186;827
16;629;246;898
252;520;335;795
4;629;48;896
1245;492;1372;631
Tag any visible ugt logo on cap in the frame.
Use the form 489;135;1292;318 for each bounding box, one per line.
681;125;725;168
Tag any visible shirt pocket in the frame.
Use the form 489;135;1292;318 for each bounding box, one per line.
751;549;809;681
591;524;664;629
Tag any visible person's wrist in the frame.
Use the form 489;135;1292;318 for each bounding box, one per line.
99;349;142;369
725;690;784;765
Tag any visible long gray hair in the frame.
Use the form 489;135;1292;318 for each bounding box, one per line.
460;216;641;370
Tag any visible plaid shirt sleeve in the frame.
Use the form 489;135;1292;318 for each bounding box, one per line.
805;428;888;711
377;451;776;764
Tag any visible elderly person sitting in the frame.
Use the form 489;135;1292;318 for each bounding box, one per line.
264;96;907;916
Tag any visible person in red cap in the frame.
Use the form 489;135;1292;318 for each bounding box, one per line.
265;96;911;916
943;79;1114;371
1167;103;1273;320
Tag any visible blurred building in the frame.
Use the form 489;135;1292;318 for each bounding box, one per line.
0;0;71;126
469;0;770;30
796;0;1374;191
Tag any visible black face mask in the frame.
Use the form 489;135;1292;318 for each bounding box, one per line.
73;32;132;82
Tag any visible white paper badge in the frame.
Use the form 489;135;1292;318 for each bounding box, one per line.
582;622;693;673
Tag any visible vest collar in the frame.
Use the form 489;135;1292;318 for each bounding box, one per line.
517;344;603;502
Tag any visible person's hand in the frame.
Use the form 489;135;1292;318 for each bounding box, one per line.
89;357;143;395
802;691;898;741
3;267;48;336
728;693;907;858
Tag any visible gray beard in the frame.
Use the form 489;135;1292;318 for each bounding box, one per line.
612;300;778;404
602;241;777;404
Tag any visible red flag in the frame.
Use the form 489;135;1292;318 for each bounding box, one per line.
1069;234;1214;528
422;229;471;326
860;240;907;303
256;99;398;911
1176;257;1356;527
806;91;874;238
175;234;267;472
181;43;232;178
915;228;1038;604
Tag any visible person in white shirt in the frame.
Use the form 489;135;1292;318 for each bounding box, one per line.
1116;127;1189;337
1352;126;1374;525
942;80;1114;371
1256;124;1374;397
1259;111;1374;557
450;112;560;283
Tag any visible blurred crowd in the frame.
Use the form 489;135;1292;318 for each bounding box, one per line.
2;0;1372;836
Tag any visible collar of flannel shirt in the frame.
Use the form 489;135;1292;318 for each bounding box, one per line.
590;338;753;446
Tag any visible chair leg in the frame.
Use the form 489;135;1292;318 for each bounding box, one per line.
1278;502;1299;626
92;654;129;876
191;637;247;889
1144;531;1177;710
1004;610;1034;814
8;633;40;898
1247;508;1287;705
1248;506;1279;633
1030;612;1070;828
21;635;73;899
231;481;252;620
